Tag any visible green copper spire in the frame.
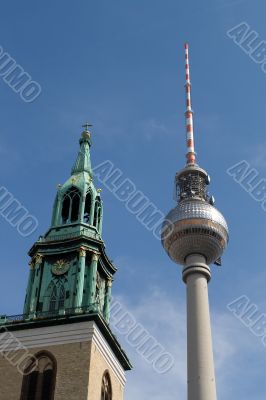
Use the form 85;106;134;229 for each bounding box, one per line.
71;123;93;176
23;125;115;325
49;124;103;235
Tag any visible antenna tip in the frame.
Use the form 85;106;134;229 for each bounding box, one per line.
184;42;189;49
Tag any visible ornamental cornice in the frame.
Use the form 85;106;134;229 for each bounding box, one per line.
29;253;43;269
35;253;43;264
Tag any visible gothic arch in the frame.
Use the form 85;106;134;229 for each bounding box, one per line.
61;186;81;224
43;279;68;313
20;351;57;400
101;370;112;400
93;196;102;230
84;190;92;223
49;283;57;312
48;283;65;312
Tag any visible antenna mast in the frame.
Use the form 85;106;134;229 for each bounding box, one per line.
184;43;196;165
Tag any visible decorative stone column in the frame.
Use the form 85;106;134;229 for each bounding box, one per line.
103;278;112;323
23;260;35;315
29;254;43;314
183;254;217;400
79;192;86;225
89;197;96;226
51;191;61;227
88;252;99;307
98;205;103;236
75;247;86;308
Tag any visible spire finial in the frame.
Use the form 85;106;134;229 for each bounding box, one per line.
81;122;92;141
82;122;92;132
72;124;93;175
184;43;196;165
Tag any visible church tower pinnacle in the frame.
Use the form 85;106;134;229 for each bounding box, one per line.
50;124;102;237
24;124;109;320
71;123;93;175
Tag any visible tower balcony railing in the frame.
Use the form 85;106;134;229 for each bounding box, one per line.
0;304;101;326
37;227;101;243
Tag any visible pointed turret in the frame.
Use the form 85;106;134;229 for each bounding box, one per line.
71;123;93;176
49;124;103;237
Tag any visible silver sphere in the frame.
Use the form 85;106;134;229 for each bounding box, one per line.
162;199;229;266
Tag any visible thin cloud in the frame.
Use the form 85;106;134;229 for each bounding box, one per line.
114;286;247;400
244;143;266;171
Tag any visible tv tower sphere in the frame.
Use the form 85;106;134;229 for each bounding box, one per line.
162;164;229;266
162;43;228;267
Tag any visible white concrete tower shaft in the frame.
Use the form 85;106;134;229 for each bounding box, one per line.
183;254;217;400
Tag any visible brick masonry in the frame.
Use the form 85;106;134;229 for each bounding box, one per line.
0;321;126;400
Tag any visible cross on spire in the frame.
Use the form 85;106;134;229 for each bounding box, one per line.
82;122;92;132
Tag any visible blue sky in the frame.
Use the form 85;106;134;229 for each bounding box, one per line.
1;0;266;398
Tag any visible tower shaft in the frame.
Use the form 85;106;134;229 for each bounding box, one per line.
184;254;217;400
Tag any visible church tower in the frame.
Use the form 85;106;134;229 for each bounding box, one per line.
0;125;132;400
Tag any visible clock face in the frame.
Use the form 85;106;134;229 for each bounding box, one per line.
52;259;70;276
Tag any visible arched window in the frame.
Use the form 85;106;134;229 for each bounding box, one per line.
49;285;57;312
61;187;81;224
101;371;112;400
48;283;65;312
97;203;102;231
58;285;65;309
84;191;92;224
20;351;56;400
93;197;102;230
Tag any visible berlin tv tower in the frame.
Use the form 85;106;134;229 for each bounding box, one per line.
161;44;229;400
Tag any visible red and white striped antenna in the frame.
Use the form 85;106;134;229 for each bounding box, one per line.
184;43;196;165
